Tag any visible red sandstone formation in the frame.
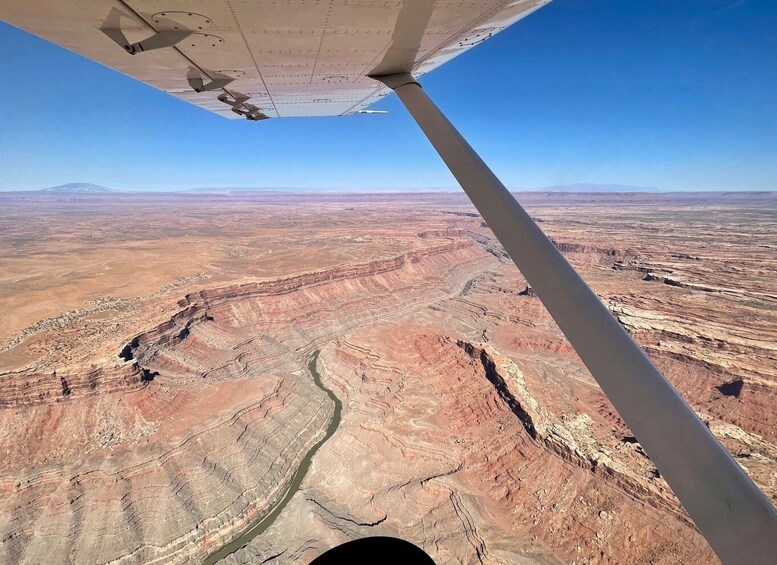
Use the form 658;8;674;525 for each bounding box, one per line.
0;192;774;564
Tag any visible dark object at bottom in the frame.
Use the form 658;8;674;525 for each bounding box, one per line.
310;536;436;564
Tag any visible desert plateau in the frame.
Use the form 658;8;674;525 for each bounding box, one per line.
0;190;775;564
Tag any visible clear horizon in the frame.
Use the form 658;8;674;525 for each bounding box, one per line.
4;183;776;194
1;0;776;192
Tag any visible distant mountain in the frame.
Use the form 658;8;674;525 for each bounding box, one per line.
538;183;662;193
185;186;458;193
39;183;115;193
187;187;314;193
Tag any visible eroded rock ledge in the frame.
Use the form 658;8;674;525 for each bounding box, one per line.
122;241;472;363
0;239;494;565
455;339;690;524
0;362;153;408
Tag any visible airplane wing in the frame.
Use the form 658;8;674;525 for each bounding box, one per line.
0;0;550;120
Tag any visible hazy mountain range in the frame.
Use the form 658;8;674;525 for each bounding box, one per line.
539;183;660;193
38;183;116;193
185;183;662;194
10;182;766;194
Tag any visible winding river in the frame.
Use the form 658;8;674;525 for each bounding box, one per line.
203;350;343;564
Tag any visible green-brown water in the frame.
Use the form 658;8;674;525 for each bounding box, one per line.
203;351;342;564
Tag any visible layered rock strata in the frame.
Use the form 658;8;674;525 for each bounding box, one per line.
0;241;492;564
223;331;715;564
1;194;775;565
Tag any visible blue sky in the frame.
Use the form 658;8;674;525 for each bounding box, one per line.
0;0;775;192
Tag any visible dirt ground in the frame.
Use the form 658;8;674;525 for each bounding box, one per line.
0;190;774;564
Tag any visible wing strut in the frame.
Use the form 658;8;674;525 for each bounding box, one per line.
372;72;777;565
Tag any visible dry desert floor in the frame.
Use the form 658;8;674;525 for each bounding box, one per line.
0;191;775;564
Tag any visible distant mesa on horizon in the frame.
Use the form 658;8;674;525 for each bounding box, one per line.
5;183;771;195
39;183;116;193
184;186;458;194
184;184;663;194
537;183;661;193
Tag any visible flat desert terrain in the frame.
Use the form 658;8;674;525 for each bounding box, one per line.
0;191;775;564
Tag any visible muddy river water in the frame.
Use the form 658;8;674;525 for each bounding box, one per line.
204;351;342;564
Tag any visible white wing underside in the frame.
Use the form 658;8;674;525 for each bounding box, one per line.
0;0;549;119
